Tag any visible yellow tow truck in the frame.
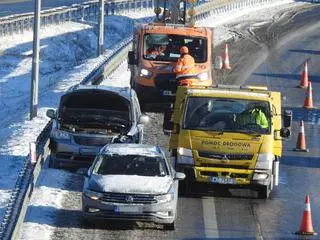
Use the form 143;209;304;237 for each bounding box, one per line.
164;85;292;198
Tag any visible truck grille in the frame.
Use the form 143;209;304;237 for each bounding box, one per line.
74;136;112;146
154;73;178;92
200;171;249;178
100;193;157;204
200;163;250;169
198;151;253;161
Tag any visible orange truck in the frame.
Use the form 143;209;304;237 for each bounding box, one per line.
128;0;214;105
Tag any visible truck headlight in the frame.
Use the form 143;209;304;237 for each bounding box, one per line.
51;129;70;140
177;147;194;165
255;153;274;170
253;173;268;180
140;68;153;78
197;71;209;81
84;189;104;200
155;192;174;203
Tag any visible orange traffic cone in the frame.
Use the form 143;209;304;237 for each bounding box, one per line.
299;61;309;88
293;120;309;152
303;82;313;109
296;195;317;235
222;43;231;70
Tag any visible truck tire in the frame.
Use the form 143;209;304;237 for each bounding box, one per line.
163;221;175;230
257;185;270;199
178;169;193;196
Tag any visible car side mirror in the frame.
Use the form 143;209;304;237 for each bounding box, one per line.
138;114;149;125
174;172;186;180
46;109;56;119
280;128;291;138
128;51;137;65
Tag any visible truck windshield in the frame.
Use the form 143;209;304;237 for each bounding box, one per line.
143;33;207;63
183;97;271;134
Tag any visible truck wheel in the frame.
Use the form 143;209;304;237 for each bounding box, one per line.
178;170;193;196
163;221;175;230
257;185;270;199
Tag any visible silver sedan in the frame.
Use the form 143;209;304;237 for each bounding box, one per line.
81;144;185;230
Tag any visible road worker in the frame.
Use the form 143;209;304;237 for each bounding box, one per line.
173;46;197;86
146;44;166;56
236;103;269;129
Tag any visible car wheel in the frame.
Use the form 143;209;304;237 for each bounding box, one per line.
163;221;175;231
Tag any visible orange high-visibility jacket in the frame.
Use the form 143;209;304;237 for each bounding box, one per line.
174;54;196;79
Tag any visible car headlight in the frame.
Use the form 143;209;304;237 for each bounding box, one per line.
255;153;274;170
51;129;70;140
197;71;209;81
84;189;104;200
140;68;153;78
177;147;194;165
155;193;174;203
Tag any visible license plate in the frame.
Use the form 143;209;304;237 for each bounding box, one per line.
210;176;236;184
114;205;141;213
163;90;175;96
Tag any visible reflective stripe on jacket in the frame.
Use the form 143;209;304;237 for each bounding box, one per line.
174;54;196;79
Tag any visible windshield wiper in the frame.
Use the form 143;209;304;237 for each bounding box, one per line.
235;129;262;136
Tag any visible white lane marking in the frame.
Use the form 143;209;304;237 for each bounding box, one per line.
202;197;219;238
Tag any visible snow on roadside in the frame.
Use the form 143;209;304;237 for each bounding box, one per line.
0;0;312;238
21;169;75;240
0;14;152;224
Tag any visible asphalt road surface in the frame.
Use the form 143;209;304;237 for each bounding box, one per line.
23;3;320;240
0;0;88;17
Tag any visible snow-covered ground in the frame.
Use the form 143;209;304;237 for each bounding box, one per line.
0;9;154;225
0;0;314;238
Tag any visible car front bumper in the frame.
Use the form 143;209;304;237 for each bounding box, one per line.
82;195;176;224
176;165;271;187
134;83;176;104
49;139;100;168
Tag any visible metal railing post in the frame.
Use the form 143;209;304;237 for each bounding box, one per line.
30;0;41;120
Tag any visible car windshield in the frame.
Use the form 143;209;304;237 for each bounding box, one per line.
143;33;207;63
183;97;271;134
93;154;169;177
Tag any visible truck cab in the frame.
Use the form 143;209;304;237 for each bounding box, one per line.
128;0;214;106
165;85;292;198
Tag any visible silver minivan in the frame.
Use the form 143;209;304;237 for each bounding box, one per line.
81;144;185;230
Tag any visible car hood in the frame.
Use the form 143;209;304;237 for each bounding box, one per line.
58;89;130;120
89;174;172;195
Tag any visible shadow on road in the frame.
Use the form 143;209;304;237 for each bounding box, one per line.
180;183;258;200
